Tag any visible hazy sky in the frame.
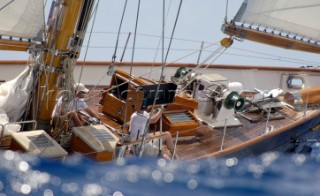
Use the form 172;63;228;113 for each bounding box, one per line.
1;0;319;68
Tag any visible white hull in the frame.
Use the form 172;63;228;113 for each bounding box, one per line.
2;61;320;91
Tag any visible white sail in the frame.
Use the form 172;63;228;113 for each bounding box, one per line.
234;0;320;42
0;66;33;122
0;0;44;39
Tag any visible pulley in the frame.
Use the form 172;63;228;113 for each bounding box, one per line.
220;37;233;48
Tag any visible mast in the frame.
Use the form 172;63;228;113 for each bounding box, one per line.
35;0;95;131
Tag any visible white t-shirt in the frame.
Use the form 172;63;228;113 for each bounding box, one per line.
67;97;88;112
52;96;88;118
129;111;150;141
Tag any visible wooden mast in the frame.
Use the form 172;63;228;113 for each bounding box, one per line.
222;23;320;54
35;0;94;130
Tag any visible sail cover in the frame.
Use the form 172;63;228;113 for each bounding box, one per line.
0;0;44;39
234;0;320;42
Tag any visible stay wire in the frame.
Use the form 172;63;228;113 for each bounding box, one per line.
224;0;229;22
130;0;141;75
179;46;227;93
148;0;184;132
39;0;61;113
179;44;224;83
86;0;130;99
92;42;217;101
131;0;184;155
148;0;174;79
77;1;100;86
80;30;320;66
112;0;128;63
121;0;142;142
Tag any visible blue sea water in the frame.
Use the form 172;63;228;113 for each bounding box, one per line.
1;143;320;196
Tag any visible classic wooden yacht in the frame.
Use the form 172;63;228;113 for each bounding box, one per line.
0;0;320;162
85;61;320;161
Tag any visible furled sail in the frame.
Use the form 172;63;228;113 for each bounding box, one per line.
234;0;320;42
0;66;33;122
0;0;44;39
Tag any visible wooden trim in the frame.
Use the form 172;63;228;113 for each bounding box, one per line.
205;109;320;158
121;132;165;146
0;60;29;64
70;133;114;161
0;60;319;73
222;23;320;54
77;61;320;72
0;39;31;51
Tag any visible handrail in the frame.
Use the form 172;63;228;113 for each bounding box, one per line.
121;132;165;146
172;131;179;160
220;119;228;152
264;102;272;135
0;124;3;146
304;94;309;118
0;120;37;146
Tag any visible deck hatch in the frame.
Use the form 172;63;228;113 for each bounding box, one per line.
91;129;116;142
166;112;195;122
27;134;54;148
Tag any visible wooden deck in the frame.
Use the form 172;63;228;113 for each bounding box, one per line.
89;95;320;161
175;106;303;160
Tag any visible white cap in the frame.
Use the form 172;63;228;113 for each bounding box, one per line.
74;83;89;94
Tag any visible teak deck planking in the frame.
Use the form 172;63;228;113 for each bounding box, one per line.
89;98;315;161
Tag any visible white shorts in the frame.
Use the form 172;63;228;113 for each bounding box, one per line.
142;139;160;156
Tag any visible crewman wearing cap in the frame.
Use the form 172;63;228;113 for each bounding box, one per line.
52;83;101;127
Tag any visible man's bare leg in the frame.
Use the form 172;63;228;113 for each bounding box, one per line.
161;132;175;154
67;112;83;126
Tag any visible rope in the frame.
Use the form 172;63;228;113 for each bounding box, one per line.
120;32;132;62
112;0;128;63
130;0;141;74
196;42;204;66
199;47;228;74
224;0;229;22
161;0;165;68
39;0;62;112
79;30;320;66
89;42;218;101
121;0;142;142
148;0;184;133
77;28;320;67
77;1;100;85
21;52;40;124
84;31;214;44
84;43;221;104
54;1;100;136
178;46;227;93
148;0;174;79
178;45;225;85
132;0;185;155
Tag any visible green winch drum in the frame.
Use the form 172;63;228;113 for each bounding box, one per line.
173;67;189;79
224;91;245;112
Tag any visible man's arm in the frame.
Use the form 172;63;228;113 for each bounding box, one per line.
149;108;163;124
85;108;100;120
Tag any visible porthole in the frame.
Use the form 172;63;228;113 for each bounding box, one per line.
287;75;304;89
